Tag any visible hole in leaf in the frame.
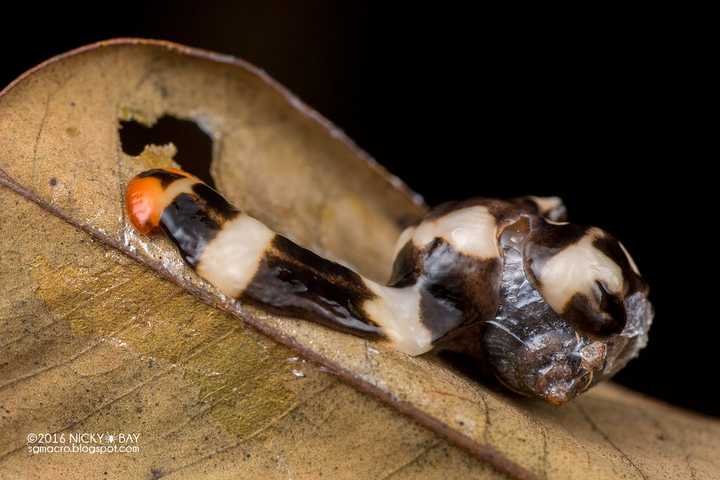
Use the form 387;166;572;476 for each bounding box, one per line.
119;116;215;188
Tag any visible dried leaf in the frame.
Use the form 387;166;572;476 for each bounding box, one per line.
0;39;717;479
0;188;501;479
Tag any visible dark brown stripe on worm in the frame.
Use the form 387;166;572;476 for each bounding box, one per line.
388;240;422;288
416;239;502;343
137;168;187;187
160;193;221;267
191;183;240;225
562;290;626;337
240;235;383;337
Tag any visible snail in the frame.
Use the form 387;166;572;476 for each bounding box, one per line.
126;168;653;405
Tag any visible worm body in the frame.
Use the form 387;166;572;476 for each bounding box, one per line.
126;168;652;404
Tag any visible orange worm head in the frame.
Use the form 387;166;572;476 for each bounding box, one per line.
125;168;196;235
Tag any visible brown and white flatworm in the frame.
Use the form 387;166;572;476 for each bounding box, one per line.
126;168;653;405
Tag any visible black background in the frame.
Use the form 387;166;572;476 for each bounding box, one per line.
2;3;715;416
